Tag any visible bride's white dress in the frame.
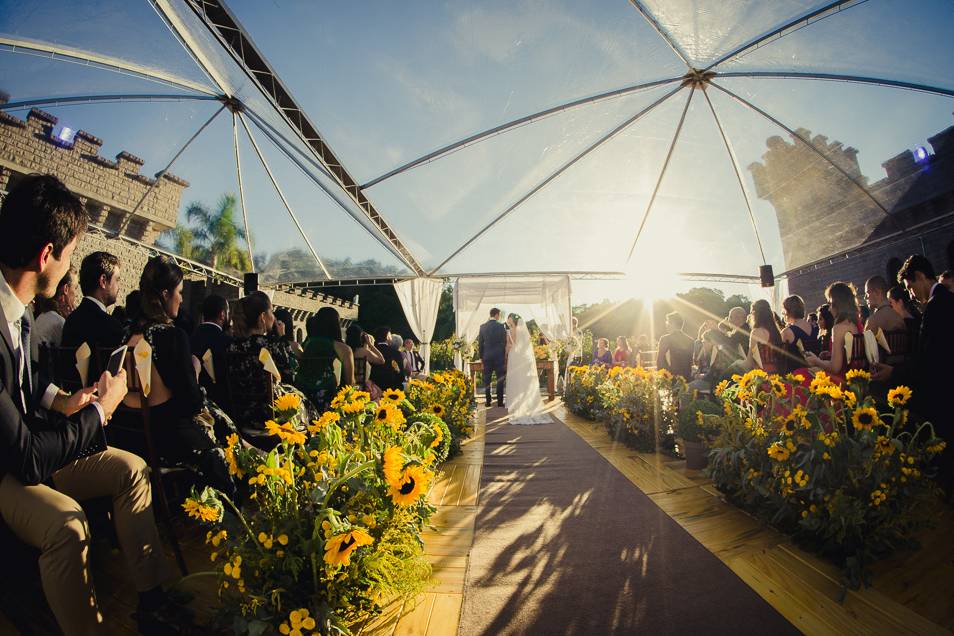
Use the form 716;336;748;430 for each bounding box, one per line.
504;319;551;425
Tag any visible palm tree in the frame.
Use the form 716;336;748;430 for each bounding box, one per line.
159;224;198;260
185;194;252;273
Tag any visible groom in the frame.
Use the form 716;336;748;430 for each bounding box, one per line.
478;307;507;407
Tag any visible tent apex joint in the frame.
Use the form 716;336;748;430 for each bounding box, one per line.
682;69;717;89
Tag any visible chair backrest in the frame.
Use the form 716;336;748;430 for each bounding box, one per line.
847;336;868;371
37;343;96;392
756;343;783;373
882;330;910;365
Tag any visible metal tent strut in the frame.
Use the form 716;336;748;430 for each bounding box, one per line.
428;84;686;276
625;0;692;68
712;71;954;99
236;112;330;279
626;84;696;262
231;112;254;272
0;94;219;112
701;89;767;265
172;0;425;277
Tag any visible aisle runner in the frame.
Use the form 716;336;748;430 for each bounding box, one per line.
459;409;798;635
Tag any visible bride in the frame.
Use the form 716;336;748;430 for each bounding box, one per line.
504;313;551;425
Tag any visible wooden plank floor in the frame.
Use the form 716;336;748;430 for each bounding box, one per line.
560;404;954;636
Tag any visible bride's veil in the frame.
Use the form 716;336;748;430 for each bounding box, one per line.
505;318;547;422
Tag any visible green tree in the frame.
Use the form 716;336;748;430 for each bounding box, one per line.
159;224;198;260
185;194;252;274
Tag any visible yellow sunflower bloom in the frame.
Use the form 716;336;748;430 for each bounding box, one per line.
375;403;406;430
273;393;302;413
308;411;340;434
430;423;444;449
851;406;880;431
430;404;446;417
383;446;404;485
714;380;729;397
389;465;433;506
265;419;306;445
182;498;221;523
845;369;871;382
323;528;374;567
381;388;406;403
887;385;912;408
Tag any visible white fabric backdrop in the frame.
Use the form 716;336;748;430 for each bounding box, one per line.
747;275;790;315
454;275;572;370
394;277;444;376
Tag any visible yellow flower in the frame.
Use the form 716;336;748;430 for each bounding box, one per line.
375;403;406;430
182;498;221;523
430;404;446;417
780;414;797;436
770;378;787;399
714;380;729;397
430;422;444;449
844;369;871;382
323;528;374;567
258;532;274;549
381;388;406;403
278;534;289;546
308;411;340;434
767;442;790;461
887;386;912;408
927;440;947;454
265;420;307;445
851;406;880;431
389;464;433;506
274;393;302;413
874;435;895;457
224;434;244;478
383;446;405;485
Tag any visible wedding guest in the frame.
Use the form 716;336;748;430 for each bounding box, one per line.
191;294;232;409
370;326;405;391
612;336;632;366
592;338;613;366
61;250;124;349
402;338;425;378
693;320;716;375
656;312;693;379
816;304;835;357
940;270;954;293
807;312;818;329
227;291;314;448
747;300;784;373
873;255;954;499
634;334;650;367
297;306;354;409
32;269;77;347
805;282;863;378
864;275;905;334
123;290;143;330
0;174;182;634
887;285;922;349
726;306;750;358
780;294;819;366
273;307;303;359
346;324;385;397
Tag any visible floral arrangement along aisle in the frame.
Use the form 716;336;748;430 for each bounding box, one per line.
406;369;475;459
707;369;946;588
181;385;457;634
565;365;687;452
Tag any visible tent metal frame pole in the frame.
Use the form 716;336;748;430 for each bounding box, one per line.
626;87;695;262
117;101;227;235
626;0;692;67
430;85;685;276
701;89;768;264
242;108;418;271
705;0;865;70
713;71;954;98
0;37;217;95
361;75;684;189
710;81;890;217
0;93;218;112
237;112;331;279
174;0;426;277
231;112;254;272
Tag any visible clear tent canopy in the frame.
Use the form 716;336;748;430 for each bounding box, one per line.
1;0;952;290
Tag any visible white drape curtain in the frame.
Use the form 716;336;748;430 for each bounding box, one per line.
454;275;572;369
394;277;444;376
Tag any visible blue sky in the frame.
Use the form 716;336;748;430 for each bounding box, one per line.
1;0;952;301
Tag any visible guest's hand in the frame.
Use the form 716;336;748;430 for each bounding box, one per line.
54;386;98;417
870;362;893;382
804;352;820;366
97;370;128;422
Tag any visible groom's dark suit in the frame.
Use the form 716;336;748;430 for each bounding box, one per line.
478;318;507;407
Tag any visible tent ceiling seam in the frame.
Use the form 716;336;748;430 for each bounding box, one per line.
626;86;695;262
0;93;218;112
231;112;255;272
428;84;685;277
625;0;692;68
715;71;954;98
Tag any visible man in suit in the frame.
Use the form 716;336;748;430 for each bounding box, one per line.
478;308;507;407
61;250;124;349
370;326;404;391
192;294;232;408
656;312;694;380
873;255;954;499
402;338;425;378
0;175;179;633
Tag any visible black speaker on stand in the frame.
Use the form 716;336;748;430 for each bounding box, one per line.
759;264;775;288
243;272;258;296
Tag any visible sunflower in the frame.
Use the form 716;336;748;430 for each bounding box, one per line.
182;498;221;523
851;406;880;431
770;379;787;399
323;528;374;567
381;388;406;404
781;415;797;436
383;445;405;485
430;422;444;449
265;419;307;445
273;392;302;413
430;404;446;417
308;411;340;434
845;369;871;382
767;442;790;461
887;385;912;408
375;403;406;430
389;464;433;506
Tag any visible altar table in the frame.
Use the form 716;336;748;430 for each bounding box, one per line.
467;359;557;401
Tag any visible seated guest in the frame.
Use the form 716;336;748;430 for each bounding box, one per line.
0;175;180;633
747;299;784;373
780;294;818;368
656;312;693;379
613;336;632;367
402;338;425;378
816;304;835;358
346;324;385;397
226;291;315;446
192;294;233;409
864;275;905;335
370;326;405;391
32;268;76;348
726;306;750;358
873;255;954;499
113;256;235;499
805;282;864;379
887;285;922;352
592;338;613;366
633;333;650;367
273;307;303;360
390;333;410;384
940;269;954;293
297;306;354;410
62;251;124;349
692;320;716;374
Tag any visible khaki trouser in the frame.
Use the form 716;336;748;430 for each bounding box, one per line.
0;447;168;635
